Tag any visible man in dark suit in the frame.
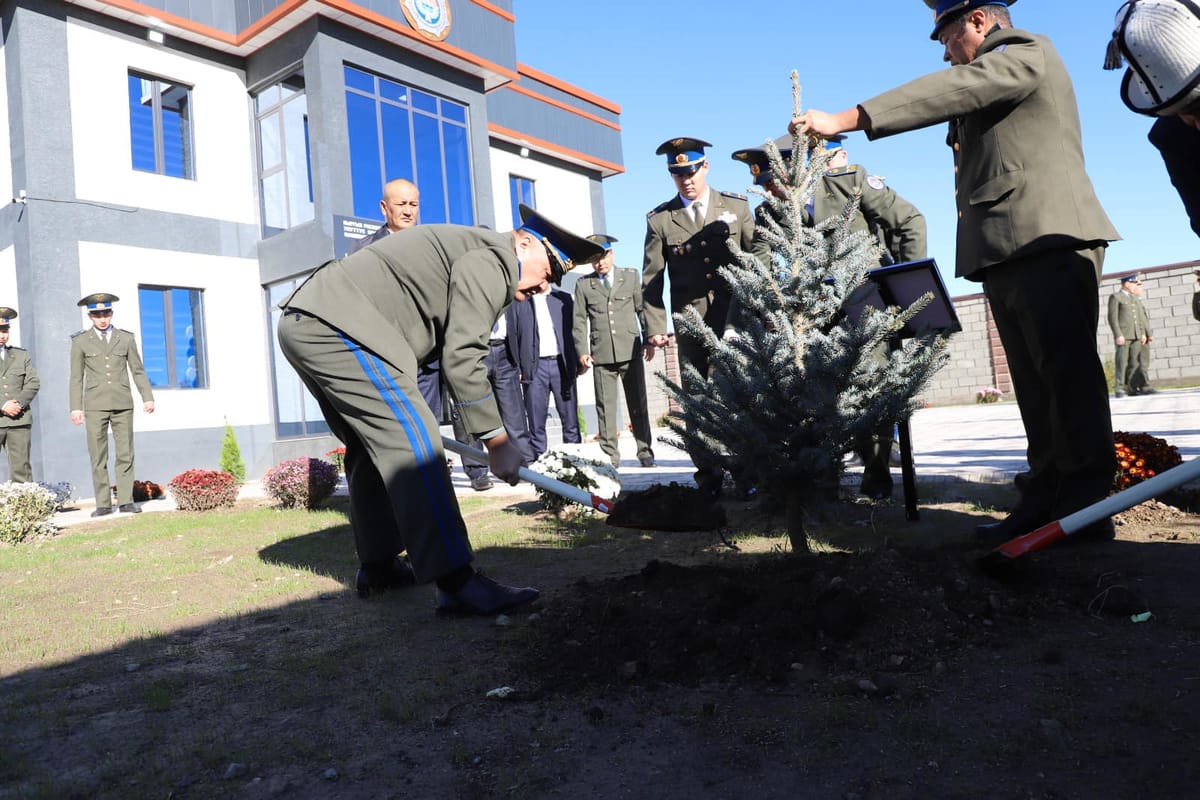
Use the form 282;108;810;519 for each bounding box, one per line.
791;0;1121;543
0;307;40;483
69;293;156;516
277;205;603;613
643;136;755;496
573;234;656;470
512;286;580;459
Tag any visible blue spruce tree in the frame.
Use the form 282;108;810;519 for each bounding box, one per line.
662;74;950;553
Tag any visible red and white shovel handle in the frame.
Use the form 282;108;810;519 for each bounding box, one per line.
441;437;615;514
991;454;1200;560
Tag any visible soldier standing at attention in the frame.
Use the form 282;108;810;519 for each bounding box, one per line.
0;307;40;483
573;234;656;470
642;137;754;497
69;293;155;516
1108;274;1147;397
791;0;1120;544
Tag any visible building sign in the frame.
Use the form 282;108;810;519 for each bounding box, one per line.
400;0;452;41
333;215;381;258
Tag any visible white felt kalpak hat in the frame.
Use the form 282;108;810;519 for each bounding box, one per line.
1106;0;1200;116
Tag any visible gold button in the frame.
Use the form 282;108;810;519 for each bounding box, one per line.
953;142;960;151
705;272;713;279
958;211;963;219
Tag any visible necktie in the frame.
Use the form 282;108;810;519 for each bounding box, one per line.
603;273;612;292
692;202;705;228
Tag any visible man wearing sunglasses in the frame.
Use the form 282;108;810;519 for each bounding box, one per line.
69;293;156;517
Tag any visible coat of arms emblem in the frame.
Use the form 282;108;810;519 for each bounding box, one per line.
400;0;452;41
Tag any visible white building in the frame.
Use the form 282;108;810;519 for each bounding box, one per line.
0;0;622;491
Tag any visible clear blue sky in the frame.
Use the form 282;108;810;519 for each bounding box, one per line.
513;0;1196;299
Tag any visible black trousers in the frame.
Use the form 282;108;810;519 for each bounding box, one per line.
983;244;1115;516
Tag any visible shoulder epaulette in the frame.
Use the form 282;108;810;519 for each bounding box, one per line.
647;201;672;218
719;190;747;201
8;345;26;351
826;164;860;178
117;328;135;335
70;329;89;339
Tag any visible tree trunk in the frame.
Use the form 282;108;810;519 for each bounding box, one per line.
784;490;811;554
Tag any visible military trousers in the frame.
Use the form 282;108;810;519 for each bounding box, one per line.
277;310;473;582
984;244;1115;517
0;425;33;483
592;348;655;468
1113;341;1134;393
674;289;731;487
1126;340;1151;393
85;408;135;508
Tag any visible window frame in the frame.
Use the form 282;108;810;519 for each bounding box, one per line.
254;74;315;237
137;285;209;390
265;277;331;439
508;174;536;229
128;70;195;180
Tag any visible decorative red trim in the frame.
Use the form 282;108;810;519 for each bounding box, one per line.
517;63;621;114
502;83;620;131
488;123;625;175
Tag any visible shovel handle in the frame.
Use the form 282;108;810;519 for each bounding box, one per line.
442;437;615;514
991;454;1200;560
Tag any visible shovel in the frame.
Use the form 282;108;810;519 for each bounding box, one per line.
980;454;1200;568
442;437;616;514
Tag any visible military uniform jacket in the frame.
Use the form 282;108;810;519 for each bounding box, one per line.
859;27;1119;280
0;346;39;427
572;267;646;365
808;165;927;263
641;187;755;337
69;328;154;412
1107;291;1148;341
281;225;519;437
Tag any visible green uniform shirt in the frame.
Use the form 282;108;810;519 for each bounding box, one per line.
69;328;154;411
0;347;39;428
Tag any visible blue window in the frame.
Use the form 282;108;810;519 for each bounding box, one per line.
266;278;330;438
255;76;315;236
343;65;474;225
128;72;194;179
509;175;535;229
138;286;207;389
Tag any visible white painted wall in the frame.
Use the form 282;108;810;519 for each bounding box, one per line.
488;147;595;235
0;246;19;346
67;20;257;223
77;242;270;431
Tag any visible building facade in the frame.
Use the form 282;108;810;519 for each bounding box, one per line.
0;0;623;491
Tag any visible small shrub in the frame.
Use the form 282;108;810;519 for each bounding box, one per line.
36;481;75;510
220;419;247;483
1113;431;1182;492
975;387;1003;404
324;446;347;473
168;469;239;512
263;457;340;509
0;482;59;544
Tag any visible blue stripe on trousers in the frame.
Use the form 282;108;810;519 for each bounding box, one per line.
339;334;469;566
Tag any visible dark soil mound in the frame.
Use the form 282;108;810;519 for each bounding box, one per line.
521;545;1125;690
606;482;727;531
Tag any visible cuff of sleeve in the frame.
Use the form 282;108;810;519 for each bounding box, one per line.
479;427;506;441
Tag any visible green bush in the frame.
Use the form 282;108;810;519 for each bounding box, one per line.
0;482;59;544
168;469;240;512
263;457;339;509
220;419;246;483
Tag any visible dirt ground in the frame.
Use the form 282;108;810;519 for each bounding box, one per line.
4;486;1200;799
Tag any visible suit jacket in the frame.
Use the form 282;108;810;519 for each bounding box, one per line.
642;187;755;337
282;225;519;436
807;165;927;263
1149;116;1200;241
572;266;646;365
68;328;154;412
346;223;392;256
0;346;39;428
1107;291;1147;341
859;27;1119;280
511;288;577;396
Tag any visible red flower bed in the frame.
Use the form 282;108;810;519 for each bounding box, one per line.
1113;431;1182;492
167;469;239;512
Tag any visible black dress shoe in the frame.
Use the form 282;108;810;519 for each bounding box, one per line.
1139;387;1158;395
638;456;656;468
356;557;417;599
91;507;114;518
118;503;142;514
469;474;494;492
435;572;539;615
